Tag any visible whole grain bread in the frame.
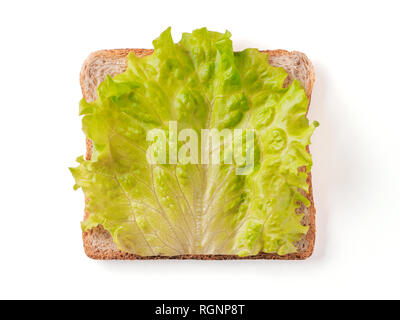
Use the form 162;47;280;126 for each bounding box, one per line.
79;48;316;260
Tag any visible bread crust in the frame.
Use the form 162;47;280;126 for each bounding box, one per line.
79;48;316;260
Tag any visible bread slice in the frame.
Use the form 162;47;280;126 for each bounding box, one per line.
79;48;316;260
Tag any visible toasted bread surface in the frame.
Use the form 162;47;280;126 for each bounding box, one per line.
80;48;316;260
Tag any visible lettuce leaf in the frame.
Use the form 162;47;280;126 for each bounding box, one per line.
70;28;318;256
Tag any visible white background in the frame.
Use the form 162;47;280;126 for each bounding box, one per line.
0;0;399;299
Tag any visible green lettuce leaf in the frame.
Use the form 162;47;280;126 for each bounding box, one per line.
70;27;318;256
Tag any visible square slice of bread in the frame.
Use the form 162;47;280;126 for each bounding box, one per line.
79;48;316;260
